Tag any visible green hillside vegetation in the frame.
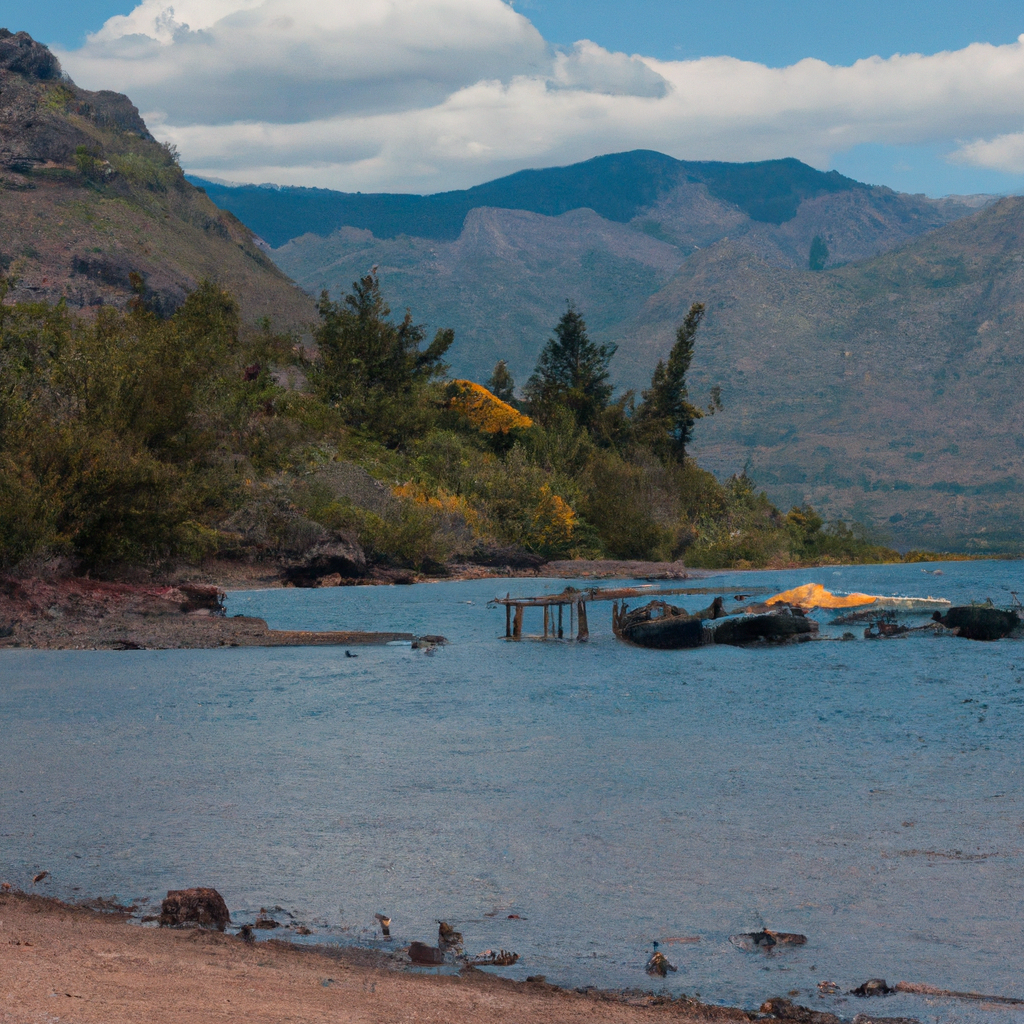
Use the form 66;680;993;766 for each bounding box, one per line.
0;270;914;576
193;152;863;246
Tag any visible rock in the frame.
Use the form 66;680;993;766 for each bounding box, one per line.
438;921;463;951
470;948;520;966
730;929;807;951
254;909;280;929
645;946;677;976
281;537;367;587
31;871;48;883
158;887;231;931
375;912;391;936
817;981;840;995
408;940;446;965
237;924;254;944
851;979;895;997
760;997;841;1022
0;29;61;80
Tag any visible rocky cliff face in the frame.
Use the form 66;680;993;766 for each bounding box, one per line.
0;30;314;329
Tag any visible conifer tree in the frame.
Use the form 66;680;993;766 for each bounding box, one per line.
524;302;616;429
637;301;707;462
487;359;516;403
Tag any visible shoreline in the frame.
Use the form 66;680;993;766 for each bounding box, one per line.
0;891;756;1023
0;560;703;651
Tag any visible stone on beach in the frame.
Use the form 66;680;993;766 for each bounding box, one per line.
408;940;446;965
760;996;840;1022
158;887;231;931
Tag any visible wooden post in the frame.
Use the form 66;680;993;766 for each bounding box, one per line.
543;605;549;637
513;604;523;639
505;600;511;638
558;604;563;639
577;601;589;641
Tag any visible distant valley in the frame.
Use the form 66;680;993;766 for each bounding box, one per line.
196;154;1017;550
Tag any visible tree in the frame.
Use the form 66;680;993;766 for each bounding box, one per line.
524;302;616;429
315;270;452;403
636;301;707;463
487;359;515;403
313;271;453;442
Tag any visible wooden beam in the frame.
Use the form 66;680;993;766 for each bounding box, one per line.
577;601;589;641
513;605;523;639
558;604;563;639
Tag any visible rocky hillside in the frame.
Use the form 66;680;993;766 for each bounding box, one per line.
652;197;1024;552
0;30;314;329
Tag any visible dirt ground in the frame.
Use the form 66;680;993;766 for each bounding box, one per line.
0;893;753;1024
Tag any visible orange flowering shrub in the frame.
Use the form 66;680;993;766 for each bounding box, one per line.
530;485;576;552
392;481;481;532
446;380;532;434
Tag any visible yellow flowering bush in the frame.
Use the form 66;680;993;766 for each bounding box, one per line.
446;380;533;434
530;485;576;552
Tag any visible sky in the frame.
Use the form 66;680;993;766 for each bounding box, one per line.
6;0;1024;197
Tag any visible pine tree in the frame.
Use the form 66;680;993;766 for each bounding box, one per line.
524;302;616;429
487;359;516;403
637;301;707;462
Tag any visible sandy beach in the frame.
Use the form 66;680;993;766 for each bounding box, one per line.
0;892;754;1024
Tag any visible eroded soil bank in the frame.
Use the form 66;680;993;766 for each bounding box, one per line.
0;893;750;1024
0;559;697;650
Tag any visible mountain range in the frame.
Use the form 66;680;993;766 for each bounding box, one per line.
2;25;1019;553
196;154;1017;551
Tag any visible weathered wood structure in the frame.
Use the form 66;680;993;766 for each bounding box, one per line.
492;585;771;641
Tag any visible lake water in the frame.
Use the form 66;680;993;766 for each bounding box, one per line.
2;560;1023;1022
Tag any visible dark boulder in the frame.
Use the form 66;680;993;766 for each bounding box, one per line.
159;887;231;931
850;979;895;997
281;537;367;587
933;605;1020;641
408;940;445;965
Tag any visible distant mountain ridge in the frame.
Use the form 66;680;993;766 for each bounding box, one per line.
190;152;865;246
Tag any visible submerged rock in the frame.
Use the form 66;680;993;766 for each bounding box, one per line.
645;944;677;976
438;921;463;951
159;887;230;931
851;979;895;997
730;929;807;951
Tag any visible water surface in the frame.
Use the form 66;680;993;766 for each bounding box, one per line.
2;560;1023;1022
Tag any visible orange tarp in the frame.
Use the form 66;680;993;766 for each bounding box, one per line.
766;583;879;609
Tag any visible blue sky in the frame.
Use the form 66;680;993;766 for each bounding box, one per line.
9;0;1024;196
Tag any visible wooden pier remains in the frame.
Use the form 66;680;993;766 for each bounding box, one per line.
492;584;771;641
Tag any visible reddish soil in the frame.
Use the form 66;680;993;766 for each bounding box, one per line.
0;892;754;1024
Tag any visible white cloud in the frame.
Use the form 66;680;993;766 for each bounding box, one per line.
55;5;1024;193
952;132;1024;173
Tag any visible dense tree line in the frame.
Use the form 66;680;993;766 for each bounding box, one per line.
0;271;904;573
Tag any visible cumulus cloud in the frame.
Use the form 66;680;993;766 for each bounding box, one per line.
952;132;1024;173
55;4;1024;193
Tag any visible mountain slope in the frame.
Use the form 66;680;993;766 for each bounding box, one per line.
262;158;984;384
0;30;314;329
635;197;1024;551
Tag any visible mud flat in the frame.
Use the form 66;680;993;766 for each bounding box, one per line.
0;575;439;651
0;892;749;1024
